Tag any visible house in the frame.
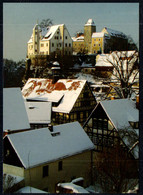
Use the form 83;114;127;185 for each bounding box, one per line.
3;88;30;136
27;23;73;58
22;78;97;125
3;121;95;193
83;98;139;160
24;101;52;129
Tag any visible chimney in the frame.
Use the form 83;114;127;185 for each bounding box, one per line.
136;95;139;109
111;96;115;100
48;124;53;132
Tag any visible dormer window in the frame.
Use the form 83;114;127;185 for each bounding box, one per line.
129;121;139;129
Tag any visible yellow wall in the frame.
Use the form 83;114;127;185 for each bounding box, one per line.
73;41;85;53
92;37;103;54
4;151;92;193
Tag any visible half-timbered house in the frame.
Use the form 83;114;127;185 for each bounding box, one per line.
22;78;97;125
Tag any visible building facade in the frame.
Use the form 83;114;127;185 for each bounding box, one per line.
27;23;73;58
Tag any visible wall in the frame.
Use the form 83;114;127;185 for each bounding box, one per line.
3;164;24;177
24;151;92;193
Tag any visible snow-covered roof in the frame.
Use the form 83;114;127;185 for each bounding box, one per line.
42;24;64;41
15;186;48;193
58;182;89;193
100;99;139;130
22;78;87;113
3;88;30;132
102;27;127;38
5;122;94;168
96;54;113;67
3;173;24;188
24;101;52;124
100;99;139;159
85;19;95;26
72;36;84;42
92;32;104;38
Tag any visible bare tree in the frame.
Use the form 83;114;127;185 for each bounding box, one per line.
3;174;16;193
39;19;53;30
103;50;139;98
93;142;138;193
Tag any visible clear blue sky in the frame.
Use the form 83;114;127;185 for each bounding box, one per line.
3;2;139;62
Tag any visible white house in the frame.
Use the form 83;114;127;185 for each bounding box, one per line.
3;121;95;192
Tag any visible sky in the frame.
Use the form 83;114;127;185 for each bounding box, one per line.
3;3;139;62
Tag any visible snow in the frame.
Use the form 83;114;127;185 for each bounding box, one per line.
71;177;84;183
4;173;24;186
6;122;94;168
92;32;104;38
43;24;64;41
15;186;48;193
102;27;127;38
96;54;113;67
58;183;89;193
85;19;96;26
22;78;87;113
72;36;84;42
3;88;30;131
24;101;52;124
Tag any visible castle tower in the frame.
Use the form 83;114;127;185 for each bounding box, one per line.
33;23;40;55
84;19;96;53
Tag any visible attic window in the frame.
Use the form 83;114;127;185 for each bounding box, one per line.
29;105;35;109
129;121;139;129
51;132;60;137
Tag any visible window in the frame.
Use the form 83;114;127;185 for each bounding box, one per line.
41;44;44;47
46;43;48;46
99;44;100;46
52;43;54;47
65;43;67;47
65;36;67;39
58;161;63;171
69;43;71;47
43;165;49;177
99;39;100;41
94;44;96;46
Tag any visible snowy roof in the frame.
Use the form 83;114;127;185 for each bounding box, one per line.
22;78;87;113
96;54;113;67
100;99;139;159
15;186;48;193
42;24;64;41
3;88;30;131
58;182;89;193
3;173;24;188
92;32;104;38
72;36;84;42
102;27;127;38
100;99;139;130
6;122;94;168
24;101;52;124
85;19;95;26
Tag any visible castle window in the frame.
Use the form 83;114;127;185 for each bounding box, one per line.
69;43;71;47
65;43;67;47
65;36;67;39
52;43;54;47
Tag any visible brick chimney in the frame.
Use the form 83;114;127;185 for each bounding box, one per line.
111;96;115;100
136;95;139;109
48;124;53;132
